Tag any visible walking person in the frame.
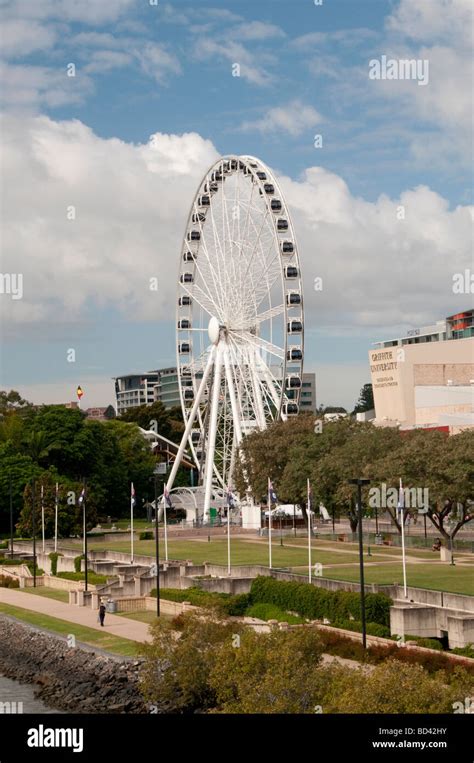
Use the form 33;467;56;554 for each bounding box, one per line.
98;600;106;627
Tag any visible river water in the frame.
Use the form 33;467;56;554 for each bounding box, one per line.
0;674;62;714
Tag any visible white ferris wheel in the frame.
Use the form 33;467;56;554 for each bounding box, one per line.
165;155;304;520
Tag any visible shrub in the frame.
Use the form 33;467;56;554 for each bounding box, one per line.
150;587;250;617
0;540;8;549
220;593;251;617
57;571;108;584
452;644;474;659
404;635;443;651
0;574;20;588
246;602;305;624
26;563;44;576
74;555;83;573
249;577;392;626
0;556;22;566
334;620;391;638
139;531;153;540
48;552;63;576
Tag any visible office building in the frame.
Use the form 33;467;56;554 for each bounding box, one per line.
114;368;180;415
369;309;474;431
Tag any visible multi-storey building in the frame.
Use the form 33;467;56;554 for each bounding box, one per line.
114;368;180;415
369;309;474;431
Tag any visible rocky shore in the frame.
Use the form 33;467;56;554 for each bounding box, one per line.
0;618;147;713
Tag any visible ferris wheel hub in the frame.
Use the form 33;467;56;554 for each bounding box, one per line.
208;315;221;345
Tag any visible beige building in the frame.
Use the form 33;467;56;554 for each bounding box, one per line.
369;310;474;431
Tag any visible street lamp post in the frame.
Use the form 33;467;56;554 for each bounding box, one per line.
83;479;88;593
9;475;14;559
154;476;161;617
348;478;370;649
32;478;36;588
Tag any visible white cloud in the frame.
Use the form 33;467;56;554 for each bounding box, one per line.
83;50;133;74
230;21;285;41
280;166;473;331
193;37;273;86
386;0;472;46
133;42;181;83
0;19;57;57
293;28;378;49
239;100;322;136
1;0;137;25
0;114;219;332
0;62;93;107
1;115;471;347
376;0;473;151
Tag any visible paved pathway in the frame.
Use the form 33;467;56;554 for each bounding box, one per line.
0;588;152;643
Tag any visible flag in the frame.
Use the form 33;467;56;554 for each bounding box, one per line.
397;478;405;513
226;486;235;508
164;486;173;509
268;479;278;504
78;487;85;504
307;481;313;512
76;385;84;400
131;483;136;508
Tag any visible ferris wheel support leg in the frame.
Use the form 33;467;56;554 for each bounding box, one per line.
203;344;223;522
223;348;243;446
249;355;267;430
165;346;216;494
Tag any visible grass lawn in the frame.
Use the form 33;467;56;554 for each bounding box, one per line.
89;537;360;568
18;587;69;603
82;536;474;595
317;563;474;595
0;603;141;657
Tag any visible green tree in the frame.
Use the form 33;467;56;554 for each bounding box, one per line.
18;470;97;538
323;659;474;714
0;389;32;413
352;383;374;414
140;612;243;713
209;626;324;713
119;402;184;443
373;429;474;539
0;444;39;534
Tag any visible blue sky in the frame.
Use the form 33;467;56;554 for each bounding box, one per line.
1;0;472;409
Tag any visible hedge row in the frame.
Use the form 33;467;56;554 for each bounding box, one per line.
150;587;250;617
0;575;20;588
250;576;392;626
245;602;305;624
334;620;391;638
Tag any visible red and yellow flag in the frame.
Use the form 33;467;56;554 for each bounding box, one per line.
76;385;84;400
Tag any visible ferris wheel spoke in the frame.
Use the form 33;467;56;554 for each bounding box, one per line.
239;330;285;361
253;296;285;344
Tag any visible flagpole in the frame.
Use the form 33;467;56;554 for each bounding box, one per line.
268;478;272;569
83;491;86;556
41;484;45;553
400;478;408;598
227;491;231;576
54;482;58;553
130;482;134;564
307;478;312;583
